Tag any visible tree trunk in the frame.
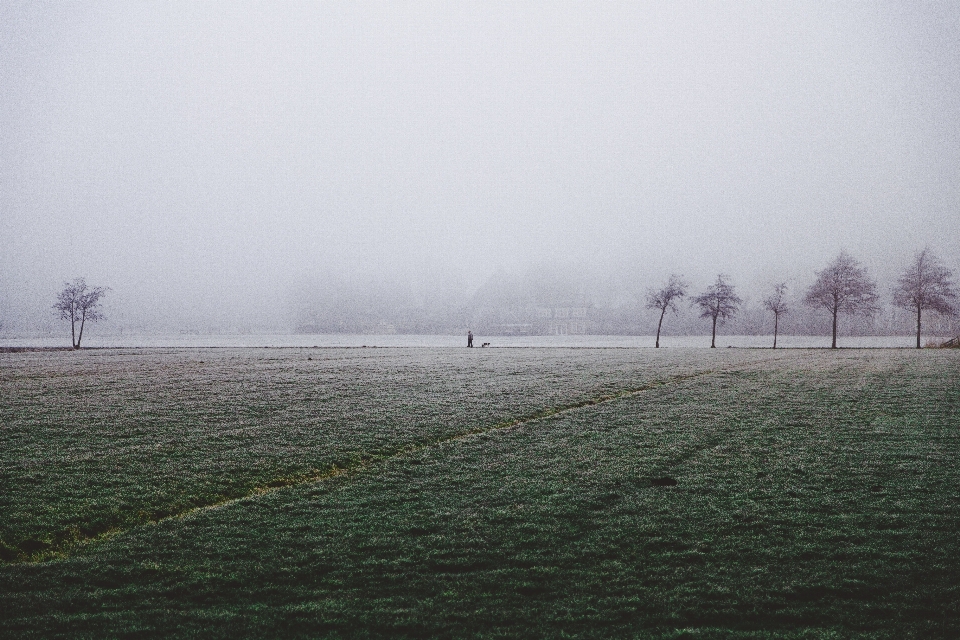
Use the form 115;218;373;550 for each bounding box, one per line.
711;315;717;348
773;313;778;349
655;309;666;348
70;311;77;349
77;310;86;349
916;305;922;349
831;308;838;349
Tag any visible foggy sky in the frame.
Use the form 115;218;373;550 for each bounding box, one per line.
2;1;960;331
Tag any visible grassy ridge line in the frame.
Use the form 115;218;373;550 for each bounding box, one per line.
15;356;781;566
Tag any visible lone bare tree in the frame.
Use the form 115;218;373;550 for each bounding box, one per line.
54;278;108;349
763;283;789;349
693;274;741;348
646;275;687;348
892;247;957;348
804;251;878;349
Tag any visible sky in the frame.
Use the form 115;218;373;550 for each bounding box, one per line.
2;1;959;330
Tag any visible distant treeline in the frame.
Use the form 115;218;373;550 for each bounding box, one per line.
14;251;952;342
293;298;957;338
292;251;959;339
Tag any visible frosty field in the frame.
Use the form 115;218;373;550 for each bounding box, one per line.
1;347;959;638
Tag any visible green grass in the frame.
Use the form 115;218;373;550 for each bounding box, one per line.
0;347;769;562
1;347;959;637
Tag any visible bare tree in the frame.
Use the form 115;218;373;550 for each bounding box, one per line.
645;275;687;348
892;247;957;348
804;251;878;349
693;274;742;348
763;283;789;349
54;278;108;349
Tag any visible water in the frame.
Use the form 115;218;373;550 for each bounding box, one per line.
0;334;941;349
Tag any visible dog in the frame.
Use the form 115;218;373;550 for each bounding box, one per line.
481;342;490;348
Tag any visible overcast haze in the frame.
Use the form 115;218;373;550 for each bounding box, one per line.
2;1;959;333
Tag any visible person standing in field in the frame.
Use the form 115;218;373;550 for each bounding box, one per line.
467;330;474;347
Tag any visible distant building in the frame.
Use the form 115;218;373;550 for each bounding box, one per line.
470;270;599;335
534;306;596;335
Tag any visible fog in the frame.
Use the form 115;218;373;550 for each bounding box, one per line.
2;2;959;337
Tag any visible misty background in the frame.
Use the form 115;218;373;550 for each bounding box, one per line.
2;2;959;339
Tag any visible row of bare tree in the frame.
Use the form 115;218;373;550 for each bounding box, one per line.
50;249;956;349
647;248;958;349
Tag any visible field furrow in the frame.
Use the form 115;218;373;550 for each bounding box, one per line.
1;347;778;562
2;347;959;638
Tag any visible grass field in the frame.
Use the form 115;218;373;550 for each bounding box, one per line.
1;347;959;638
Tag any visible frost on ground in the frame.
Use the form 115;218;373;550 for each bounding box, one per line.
1;346;777;561
1;347;958;637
